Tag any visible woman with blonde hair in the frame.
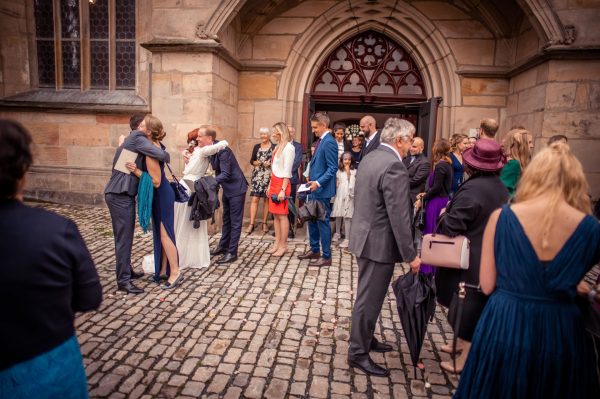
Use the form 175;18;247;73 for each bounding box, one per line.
500;128;531;197
454;142;600;398
267;122;295;257
127;115;183;289
415;138;453;274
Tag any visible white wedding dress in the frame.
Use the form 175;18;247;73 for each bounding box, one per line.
174;140;228;268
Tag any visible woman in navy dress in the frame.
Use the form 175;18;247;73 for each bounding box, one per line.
449;133;468;195
454;142;600;398
128;115;182;290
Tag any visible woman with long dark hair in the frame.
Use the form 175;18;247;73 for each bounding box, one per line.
415;138;453;274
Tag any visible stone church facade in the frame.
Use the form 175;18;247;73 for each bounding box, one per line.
1;0;599;205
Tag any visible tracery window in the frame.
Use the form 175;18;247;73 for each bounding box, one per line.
312;30;425;97
34;0;136;90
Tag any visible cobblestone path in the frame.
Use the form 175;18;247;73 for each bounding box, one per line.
38;202;465;399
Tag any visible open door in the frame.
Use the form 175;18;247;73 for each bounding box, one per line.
417;97;442;156
301;93;316;152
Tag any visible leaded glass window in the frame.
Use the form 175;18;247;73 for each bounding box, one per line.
33;0;136;91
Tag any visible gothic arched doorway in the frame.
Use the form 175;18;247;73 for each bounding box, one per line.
303;30;440;155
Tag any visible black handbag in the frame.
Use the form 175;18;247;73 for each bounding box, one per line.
166;163;190;203
447;282;488;342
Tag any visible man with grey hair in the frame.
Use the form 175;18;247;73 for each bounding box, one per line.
348;117;420;376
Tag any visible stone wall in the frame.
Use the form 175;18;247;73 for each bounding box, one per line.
1;0;600;205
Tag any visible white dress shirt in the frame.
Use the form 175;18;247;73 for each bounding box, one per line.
271;141;295;179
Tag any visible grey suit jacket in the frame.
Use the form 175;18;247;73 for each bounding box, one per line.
104;131;170;196
349;146;416;264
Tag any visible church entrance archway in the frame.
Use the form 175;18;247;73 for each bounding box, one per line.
303;30;440;155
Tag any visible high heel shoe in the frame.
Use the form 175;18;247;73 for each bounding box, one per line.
266;245;279;254
161;272;184;290
262;222;269;233
245;223;255;234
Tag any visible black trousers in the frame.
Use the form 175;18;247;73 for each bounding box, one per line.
218;193;246;256
105;193;135;286
348;257;395;359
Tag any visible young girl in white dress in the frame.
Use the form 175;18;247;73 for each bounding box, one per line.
331;152;356;248
174;129;228;268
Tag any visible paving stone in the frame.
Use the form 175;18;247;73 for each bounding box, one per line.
244;377;266;399
32;203;464;399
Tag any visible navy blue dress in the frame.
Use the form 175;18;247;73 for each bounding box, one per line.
144;156;177;280
454;206;600;398
449;152;464;194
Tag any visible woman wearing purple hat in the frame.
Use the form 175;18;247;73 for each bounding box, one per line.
434;139;509;373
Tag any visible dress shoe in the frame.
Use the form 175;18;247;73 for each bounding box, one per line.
148;274;168;283
162;272;184;290
217;253;237;264
309;257;332;267
210;247;227;256
370;339;393;353
288;230;295;239
297;250;321;260
117;282;144;294
130;269;144;280
348;356;390;377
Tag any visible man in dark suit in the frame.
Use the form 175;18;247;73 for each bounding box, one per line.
403;137;431;205
359;115;381;159
104;114;170;294
297;112;338;267
348;117;421;377
202;128;248;264
288;126;303;239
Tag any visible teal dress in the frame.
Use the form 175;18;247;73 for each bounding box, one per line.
454;206;600;399
499;159;520;197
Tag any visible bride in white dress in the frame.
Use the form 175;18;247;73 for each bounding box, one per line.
174;133;228;268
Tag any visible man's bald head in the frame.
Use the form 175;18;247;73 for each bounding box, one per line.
410;137;425;156
359;115;377;137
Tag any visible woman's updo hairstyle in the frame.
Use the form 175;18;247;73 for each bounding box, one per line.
144;115;166;141
0;119;33;199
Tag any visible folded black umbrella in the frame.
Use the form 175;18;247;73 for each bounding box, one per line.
392;271;436;376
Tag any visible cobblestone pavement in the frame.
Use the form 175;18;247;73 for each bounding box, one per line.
38;202;466;399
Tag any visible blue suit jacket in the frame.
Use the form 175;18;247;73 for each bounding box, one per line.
290;140;303;185
210;142;248;197
309;132;338;199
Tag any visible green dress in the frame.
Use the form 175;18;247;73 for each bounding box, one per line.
499;159;520;197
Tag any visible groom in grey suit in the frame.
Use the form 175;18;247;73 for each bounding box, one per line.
348;117;421;376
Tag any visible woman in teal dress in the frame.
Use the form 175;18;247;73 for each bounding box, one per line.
499;128;531;197
454;142;600;398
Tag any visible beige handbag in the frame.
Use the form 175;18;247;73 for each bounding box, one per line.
421;233;470;269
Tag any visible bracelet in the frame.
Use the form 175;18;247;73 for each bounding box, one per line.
589;288;598;303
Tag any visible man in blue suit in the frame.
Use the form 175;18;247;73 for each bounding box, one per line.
203;128;248;264
297;112;339;267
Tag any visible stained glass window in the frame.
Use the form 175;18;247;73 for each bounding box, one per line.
33;0;136;91
312;30;425;98
34;0;55;87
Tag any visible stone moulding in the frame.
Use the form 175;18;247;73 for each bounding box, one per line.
0;89;149;114
140;40;286;72
457;46;600;79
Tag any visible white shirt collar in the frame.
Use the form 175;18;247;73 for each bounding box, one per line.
380;143;402;162
320;130;330;139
